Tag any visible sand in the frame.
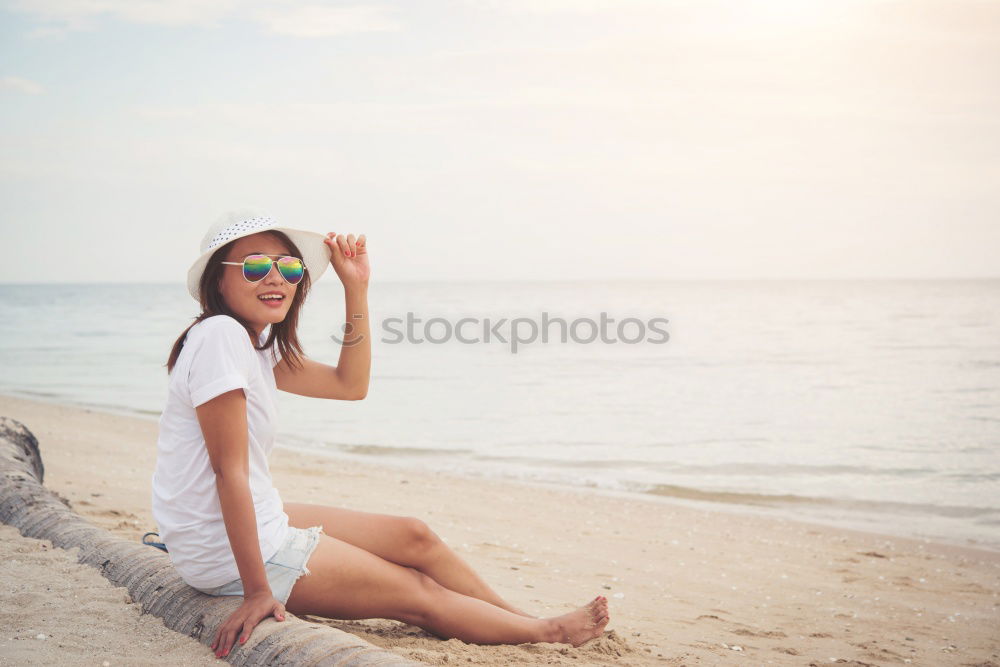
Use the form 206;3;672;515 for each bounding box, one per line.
0;393;998;666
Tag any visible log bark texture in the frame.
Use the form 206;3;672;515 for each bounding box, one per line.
0;416;423;666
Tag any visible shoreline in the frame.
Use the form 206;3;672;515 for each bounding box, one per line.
4;388;997;557
1;392;998;664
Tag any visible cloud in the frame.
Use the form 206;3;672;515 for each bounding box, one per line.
1;75;44;94
459;0;678;13
251;4;401;37
4;0;238;29
3;0;401;37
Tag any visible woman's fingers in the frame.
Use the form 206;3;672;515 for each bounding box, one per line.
238;620;248;644
219;614;246;657
224;625;241;657
233;606;279;649
325;232;366;259
329;234;344;256
336;234;350;257
331;234;341;254
211;599;289;658
216;624;232;657
212;622;229;651
238;618;254;645
223;624;236;656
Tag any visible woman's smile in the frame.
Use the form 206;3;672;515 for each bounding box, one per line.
256;291;286;309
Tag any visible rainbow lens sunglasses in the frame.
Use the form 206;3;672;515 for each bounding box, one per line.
221;254;306;285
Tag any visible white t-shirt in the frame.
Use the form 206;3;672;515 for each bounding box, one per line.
151;314;290;589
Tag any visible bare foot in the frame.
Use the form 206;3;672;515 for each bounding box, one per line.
547;596;610;647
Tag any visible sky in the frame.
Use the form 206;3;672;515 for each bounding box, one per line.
1;0;998;283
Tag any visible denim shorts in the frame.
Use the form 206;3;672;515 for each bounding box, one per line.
191;525;324;604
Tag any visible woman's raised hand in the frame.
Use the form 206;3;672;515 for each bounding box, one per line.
211;590;286;659
325;232;369;288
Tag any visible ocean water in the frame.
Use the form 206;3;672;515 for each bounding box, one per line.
1;280;998;551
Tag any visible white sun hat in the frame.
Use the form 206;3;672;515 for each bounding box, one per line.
186;210;332;302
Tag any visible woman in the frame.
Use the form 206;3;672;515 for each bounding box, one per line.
152;212;610;660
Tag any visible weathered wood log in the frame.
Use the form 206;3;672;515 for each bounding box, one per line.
0;416;423;666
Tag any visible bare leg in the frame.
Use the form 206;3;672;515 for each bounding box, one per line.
284;502;537;618
418;582;610;646
284;533;610;646
416;539;538;618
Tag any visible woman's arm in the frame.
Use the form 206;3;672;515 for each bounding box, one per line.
195;387;270;595
186;318;287;658
334;282;371;397
327;233;371;397
273;283;370;400
274;233;371;400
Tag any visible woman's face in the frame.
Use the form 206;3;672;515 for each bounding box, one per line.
219;232;298;334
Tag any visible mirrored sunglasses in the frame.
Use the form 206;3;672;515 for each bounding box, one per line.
221;254;306;285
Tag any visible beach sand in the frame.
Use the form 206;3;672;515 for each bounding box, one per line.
0;394;997;666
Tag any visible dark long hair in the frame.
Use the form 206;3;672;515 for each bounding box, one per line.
165;230;310;374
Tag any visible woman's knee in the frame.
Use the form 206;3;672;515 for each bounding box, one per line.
286;536;442;622
401;517;442;562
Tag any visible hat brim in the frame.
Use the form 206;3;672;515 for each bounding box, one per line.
187;227;332;301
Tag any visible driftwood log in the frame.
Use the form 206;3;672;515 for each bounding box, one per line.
0;416;423;666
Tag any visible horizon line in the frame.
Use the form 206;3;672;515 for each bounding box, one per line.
1;276;1000;286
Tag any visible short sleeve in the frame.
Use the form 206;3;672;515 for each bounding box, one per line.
186;317;253;408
